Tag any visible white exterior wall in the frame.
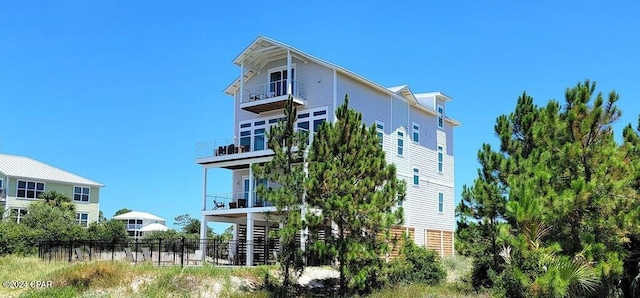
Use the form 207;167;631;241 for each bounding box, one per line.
336;74;392;129
234;59;335;138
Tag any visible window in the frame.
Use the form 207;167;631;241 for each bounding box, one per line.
240;130;251;151
438;146;444;173
74;186;90;202
437;105;444;128
413;168;419;186
269;67;295;97
376;122;384;147
17;180;45;199
127;219;143;230
76;213;89;227
240;123;251;128
254;128;266;151
12;208;27;223
397;131;404;156
397;194;404;207
412;123;420;142
438;193;444;213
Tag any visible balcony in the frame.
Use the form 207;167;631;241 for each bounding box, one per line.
206;192;274;211
195;136;275;167
241;80;306;114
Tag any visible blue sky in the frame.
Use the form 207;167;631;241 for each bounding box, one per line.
2;1;639;233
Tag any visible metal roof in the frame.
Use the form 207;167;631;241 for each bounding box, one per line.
113;211;166;222
0;153;103;187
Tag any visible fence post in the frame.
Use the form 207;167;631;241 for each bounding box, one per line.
68;241;72;263
158;239;162;266
135;239;139;264
180;236;185;268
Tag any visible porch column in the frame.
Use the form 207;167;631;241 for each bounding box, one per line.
286;49;292;95
248;163;254;208
246;212;254;266
200;217;207;262
240;62;245;103
232;223;238;258
202;168;207;211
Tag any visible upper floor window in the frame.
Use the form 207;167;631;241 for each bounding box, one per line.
17;180;44;199
413;168;419;186
74;186;90;202
76;213;89;227
438;192;444;213
438;146;444;173
397;131;404;156
12;208;27;223
437;105;444;128
126;219;143;231
375;121;384;147
397;194;404;207
412;123;420;142
269;66;295;97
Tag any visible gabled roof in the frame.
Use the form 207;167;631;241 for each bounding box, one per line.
0;153;103;187
225;36;461;126
113;211;165;222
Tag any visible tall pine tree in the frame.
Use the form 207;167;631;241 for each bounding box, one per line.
458;80;640;296
306;95;405;295
252;95;308;293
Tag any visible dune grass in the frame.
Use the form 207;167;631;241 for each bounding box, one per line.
2;254;486;297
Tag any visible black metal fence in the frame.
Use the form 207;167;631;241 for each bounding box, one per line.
38;238;332;267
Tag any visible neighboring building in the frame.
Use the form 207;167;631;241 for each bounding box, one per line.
113;211;167;238
195;36;461;265
0;153;103;226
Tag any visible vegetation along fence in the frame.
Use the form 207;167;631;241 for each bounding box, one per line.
38;238;332;267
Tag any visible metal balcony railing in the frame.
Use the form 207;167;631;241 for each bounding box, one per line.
241;80;305;104
206;192;274;211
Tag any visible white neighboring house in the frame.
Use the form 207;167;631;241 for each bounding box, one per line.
113;211;168;238
195;36;461;265
0;153;103;226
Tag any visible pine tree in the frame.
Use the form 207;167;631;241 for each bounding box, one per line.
306;95;405;295
458;80;640;296
252;95;308;293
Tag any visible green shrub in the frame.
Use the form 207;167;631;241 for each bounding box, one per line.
385;237;446;286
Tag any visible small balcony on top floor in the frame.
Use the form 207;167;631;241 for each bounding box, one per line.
241;80;306;114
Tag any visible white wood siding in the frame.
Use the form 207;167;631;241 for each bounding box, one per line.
336;74;392;130
234;58;335;137
392;97;409;130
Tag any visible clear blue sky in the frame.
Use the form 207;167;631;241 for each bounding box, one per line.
2;1;639;233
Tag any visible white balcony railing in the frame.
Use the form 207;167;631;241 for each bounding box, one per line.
127;224;143;230
206;191;274;211
241;80;305;104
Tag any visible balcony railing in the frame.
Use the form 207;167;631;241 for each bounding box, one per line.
195;136;270;160
206;192;274;211
127;224;143;230
241;80;305;104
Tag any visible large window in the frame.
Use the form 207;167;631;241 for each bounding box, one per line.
412;123;420;142
376;121;384;147
74;186;90;202
438;146;444;173
438;192;444;213
437;105;444;128
76;213;89;227
126;219;143;231
238;108;326;153
397;131;404;156
269;66;295;97
413;168;419;186
12;208;27;223
17;180;44;199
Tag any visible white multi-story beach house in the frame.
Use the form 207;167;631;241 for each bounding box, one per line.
195;36;460;265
